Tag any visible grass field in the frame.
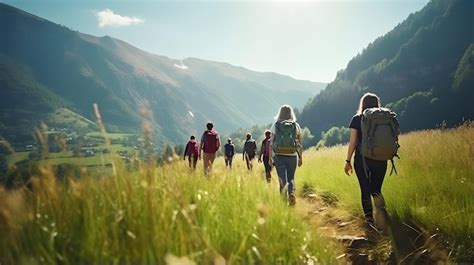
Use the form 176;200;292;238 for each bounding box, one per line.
86;132;135;141
0;154;337;264
1;125;472;263
7;144;135;167
47;108;95;129
298;124;474;261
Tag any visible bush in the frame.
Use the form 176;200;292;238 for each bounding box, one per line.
316;126;350;148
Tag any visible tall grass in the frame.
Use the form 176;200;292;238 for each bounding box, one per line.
298;124;474;260
0;156;336;264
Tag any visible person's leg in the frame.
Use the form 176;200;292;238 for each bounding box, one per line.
354;155;374;223
286;156;298;206
263;156;271;183
188;156;192;168
273;156;287;193
192;155;198;169
368;159;388;231
368;160;387;197
208;153;216;174
225;156;229;167
203;153;210;175
249;154;255;170
286;156;297;194
245;154;250;170
229;156;233;168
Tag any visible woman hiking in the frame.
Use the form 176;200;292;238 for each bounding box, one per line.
269;105;303;206
344;93;392;231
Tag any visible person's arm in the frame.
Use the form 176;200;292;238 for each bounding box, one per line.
200;133;205;156
296;134;303;167
216;135;221;150
294;124;303;167
344;129;358;175
258;141;264;162
183;143;189;160
268;137;273;166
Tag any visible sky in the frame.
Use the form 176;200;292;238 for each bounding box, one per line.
3;0;428;83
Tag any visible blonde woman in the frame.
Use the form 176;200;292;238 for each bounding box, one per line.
269;105;303;206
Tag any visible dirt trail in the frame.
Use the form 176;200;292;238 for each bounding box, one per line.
294;192;449;264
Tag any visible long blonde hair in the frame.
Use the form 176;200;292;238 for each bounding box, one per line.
274;104;297;121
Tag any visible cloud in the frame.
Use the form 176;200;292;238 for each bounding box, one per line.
96;9;144;28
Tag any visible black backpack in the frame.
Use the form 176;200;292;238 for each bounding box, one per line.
244;139;257;155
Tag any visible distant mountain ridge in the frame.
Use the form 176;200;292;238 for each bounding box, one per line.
0;3;325;143
300;0;473;143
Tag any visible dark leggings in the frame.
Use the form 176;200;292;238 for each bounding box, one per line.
354;154;387;222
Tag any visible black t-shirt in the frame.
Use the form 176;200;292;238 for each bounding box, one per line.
349;114;388;165
349;114;363;152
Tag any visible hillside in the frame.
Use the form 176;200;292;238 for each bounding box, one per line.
299;0;473;143
1;125;472;263
0;3;325;144
298;124;474;262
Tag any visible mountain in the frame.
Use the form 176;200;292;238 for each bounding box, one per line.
0;3;325;144
299;0;473;143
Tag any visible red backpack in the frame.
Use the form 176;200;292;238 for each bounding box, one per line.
186;140;199;156
202;130;219;153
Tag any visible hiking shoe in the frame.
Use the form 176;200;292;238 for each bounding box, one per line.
288;194;296;207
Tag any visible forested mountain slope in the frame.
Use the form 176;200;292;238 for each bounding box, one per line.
300;0;473;143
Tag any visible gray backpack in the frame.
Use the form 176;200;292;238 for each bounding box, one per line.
361;107;400;164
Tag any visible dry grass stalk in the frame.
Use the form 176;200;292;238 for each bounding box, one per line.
93;103;116;177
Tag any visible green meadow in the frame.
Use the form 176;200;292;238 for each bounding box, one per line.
1;125;473;264
7;144;134;167
0;155;337;264
298;124;474;260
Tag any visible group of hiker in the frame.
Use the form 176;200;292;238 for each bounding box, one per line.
182;94;399;226
183;104;303;206
183;124;279;180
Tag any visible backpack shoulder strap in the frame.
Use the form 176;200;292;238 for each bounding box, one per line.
389;154;400;176
389;159;397;176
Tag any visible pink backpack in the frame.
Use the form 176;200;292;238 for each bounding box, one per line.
202;130;219;153
186;140;199;156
